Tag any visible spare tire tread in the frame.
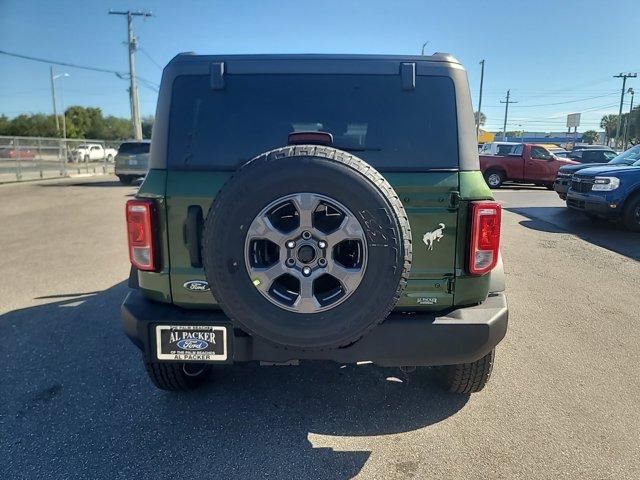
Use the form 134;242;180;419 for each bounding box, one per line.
203;145;412;350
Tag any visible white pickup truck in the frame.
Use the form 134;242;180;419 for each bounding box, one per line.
71;143;118;163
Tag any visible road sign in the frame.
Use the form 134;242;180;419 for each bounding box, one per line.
566;113;581;128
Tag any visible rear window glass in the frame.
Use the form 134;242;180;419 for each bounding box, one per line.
167;74;458;170
497;144;515;155
118;142;150;154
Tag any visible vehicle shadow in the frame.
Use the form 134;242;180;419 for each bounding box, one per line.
507;206;639;261
499;183;550;191
0;282;467;480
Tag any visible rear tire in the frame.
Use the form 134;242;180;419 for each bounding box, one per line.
435;349;495;394
118;175;134;185
622;193;640;232
144;361;211;391
484;170;504;189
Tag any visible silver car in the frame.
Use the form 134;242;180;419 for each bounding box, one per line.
115;141;151;185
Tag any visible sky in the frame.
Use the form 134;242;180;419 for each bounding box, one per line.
1;0;639;133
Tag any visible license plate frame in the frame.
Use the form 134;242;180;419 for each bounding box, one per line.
155;325;228;362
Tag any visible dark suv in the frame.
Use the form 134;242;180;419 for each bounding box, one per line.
122;54;508;394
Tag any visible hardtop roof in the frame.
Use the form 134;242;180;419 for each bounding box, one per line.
168;52;461;65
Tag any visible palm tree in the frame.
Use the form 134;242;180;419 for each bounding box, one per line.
600;114;618;145
582;130;599;145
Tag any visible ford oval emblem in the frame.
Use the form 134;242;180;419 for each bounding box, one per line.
176;339;209;350
183;280;210;292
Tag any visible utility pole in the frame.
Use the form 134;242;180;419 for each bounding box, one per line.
476;59;485;139
624;87;635;150
50;66;60;134
109;9;152;140
500;89;517;141
614;73;637;148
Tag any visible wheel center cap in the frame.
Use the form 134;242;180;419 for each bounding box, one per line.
297;245;316;264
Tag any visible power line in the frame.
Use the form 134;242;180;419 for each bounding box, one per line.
138;46;163;70
0;49;159;88
482;92;617;108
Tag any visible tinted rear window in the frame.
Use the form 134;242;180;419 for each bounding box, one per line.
118;142;150;154
168;74;458;170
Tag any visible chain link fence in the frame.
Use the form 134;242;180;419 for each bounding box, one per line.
0;135;123;183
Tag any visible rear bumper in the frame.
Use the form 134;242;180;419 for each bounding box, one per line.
115;168;147;176
566;191;618;218
122;289;508;367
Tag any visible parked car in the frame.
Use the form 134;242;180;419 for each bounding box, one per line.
122;53;508;394
568;146;616;161
71;143;117;163
549;148;571;158
554;145;640;200
115;140;150;185
566;155;640;230
0;144;35;159
478;141;521;156
480;143;578;188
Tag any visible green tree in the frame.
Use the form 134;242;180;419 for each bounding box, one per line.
504;130;524;138
65;106;105;138
600;114;618;144
141;115;154;139
102;116;133;140
474;111;486;127
5;114;58;137
582;130;599;145
0;115;10;135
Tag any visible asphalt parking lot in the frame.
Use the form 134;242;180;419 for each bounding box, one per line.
1;176;639;479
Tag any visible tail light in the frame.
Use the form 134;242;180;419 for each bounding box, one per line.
468;201;501;275
126;199;157;271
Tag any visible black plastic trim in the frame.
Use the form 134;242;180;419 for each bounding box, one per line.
184;205;203;267
122;290;508;367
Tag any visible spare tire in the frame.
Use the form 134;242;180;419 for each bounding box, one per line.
202;145;411;350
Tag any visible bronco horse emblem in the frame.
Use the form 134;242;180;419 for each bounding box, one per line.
423;223;445;251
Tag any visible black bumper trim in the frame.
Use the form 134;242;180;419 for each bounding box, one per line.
566;192;616;217
121;290;508;367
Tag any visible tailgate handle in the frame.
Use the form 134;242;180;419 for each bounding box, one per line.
185;206;203;268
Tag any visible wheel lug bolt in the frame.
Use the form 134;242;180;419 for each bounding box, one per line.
318;240;327;249
286;240;296;249
318;258;327;267
302;266;312;276
286;258;296;267
301;231;312;240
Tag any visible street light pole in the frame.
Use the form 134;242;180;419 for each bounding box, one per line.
421;41;430;56
50;66;60;134
52;72;70;140
614;73;637;148
476;59;485;139
623;87;635;150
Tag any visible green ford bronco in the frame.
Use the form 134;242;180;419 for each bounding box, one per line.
122;53;508;394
